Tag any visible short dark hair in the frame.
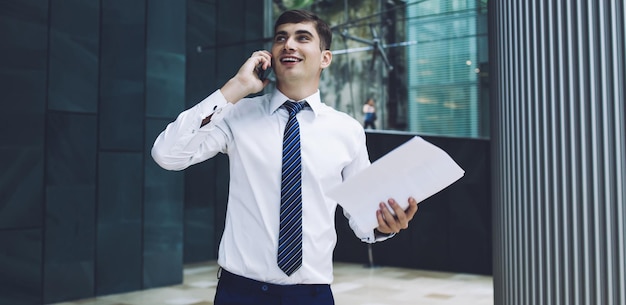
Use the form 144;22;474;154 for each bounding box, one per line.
274;9;332;50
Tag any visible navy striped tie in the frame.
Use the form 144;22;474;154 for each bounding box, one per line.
278;101;305;276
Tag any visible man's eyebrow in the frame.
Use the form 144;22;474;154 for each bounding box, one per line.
274;29;315;37
295;30;314;36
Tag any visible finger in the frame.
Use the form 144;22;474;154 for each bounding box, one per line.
252;50;272;68
405;197;419;220
379;202;400;232
251;50;270;57
376;209;392;233
387;199;408;228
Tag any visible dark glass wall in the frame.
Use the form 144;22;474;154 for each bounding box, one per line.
1;1;51;304
0;0;265;304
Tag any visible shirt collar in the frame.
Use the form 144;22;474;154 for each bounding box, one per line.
270;89;322;117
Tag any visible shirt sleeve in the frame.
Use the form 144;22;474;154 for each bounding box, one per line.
339;128;395;243
343;209;396;243
151;89;233;171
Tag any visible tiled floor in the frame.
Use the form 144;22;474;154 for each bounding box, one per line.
51;261;493;305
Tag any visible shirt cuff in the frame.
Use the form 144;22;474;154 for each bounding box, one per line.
373;229;396;242
197;89;230;127
360;228;396;243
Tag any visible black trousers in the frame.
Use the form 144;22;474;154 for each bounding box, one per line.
214;269;335;305
364;120;376;129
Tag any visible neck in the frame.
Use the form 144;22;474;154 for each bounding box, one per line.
276;80;319;102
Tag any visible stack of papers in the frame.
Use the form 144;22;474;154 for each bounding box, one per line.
326;136;465;233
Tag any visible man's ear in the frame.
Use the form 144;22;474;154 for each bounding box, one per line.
320;50;332;69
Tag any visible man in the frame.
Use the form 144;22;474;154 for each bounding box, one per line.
151;9;418;305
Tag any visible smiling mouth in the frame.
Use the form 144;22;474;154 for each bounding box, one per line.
280;57;302;63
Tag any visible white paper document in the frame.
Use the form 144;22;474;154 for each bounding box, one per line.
326;136;465;233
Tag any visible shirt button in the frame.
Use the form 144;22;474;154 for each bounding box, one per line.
261;285;268;292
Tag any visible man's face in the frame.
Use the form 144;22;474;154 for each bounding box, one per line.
271;21;331;84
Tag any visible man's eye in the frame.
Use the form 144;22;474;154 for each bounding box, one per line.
275;36;286;42
298;36;310;41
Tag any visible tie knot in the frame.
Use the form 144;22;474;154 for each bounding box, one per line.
283;101;306;116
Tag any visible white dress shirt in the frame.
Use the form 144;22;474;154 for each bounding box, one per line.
152;89;387;285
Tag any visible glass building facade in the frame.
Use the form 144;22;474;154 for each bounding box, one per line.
406;0;489;138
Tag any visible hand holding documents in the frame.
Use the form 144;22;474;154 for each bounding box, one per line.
326;136;465;233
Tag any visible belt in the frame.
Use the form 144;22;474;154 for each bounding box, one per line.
218;268;330;296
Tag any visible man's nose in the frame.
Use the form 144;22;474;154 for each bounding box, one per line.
283;37;296;51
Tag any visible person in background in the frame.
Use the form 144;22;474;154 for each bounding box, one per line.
362;97;377;129
151;9;418;305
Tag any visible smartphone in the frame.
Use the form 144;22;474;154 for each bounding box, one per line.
256;65;273;81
